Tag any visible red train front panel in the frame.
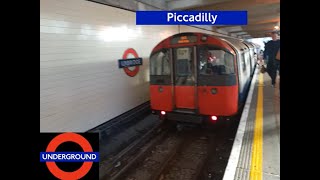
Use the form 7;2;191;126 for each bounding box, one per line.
150;32;239;119
150;85;173;111
197;86;238;116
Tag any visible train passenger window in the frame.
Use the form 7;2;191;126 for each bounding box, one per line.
241;53;246;71
199;47;234;76
150;49;170;75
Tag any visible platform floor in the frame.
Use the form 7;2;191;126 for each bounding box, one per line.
223;68;280;180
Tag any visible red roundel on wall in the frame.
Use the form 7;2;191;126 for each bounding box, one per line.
121;48;141;77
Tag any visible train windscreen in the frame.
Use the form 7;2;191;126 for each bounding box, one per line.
150;49;171;85
198;46;236;86
150;49;170;76
199;47;235;76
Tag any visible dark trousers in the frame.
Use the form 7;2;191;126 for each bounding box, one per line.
267;59;280;85
277;61;280;91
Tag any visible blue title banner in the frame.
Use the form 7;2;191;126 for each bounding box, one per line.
136;11;247;25
40;152;100;162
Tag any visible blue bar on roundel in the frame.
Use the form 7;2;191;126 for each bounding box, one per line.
118;58;143;68
40;152;100;162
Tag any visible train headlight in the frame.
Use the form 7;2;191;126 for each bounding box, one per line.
159;86;163;92
211;116;218;121
211;88;217;94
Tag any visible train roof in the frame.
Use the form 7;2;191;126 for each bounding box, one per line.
151;32;253;55
242;41;255;49
216;36;249;53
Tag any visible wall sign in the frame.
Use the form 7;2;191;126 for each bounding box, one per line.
118;48;143;77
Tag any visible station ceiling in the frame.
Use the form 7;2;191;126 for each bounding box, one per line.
166;0;280;39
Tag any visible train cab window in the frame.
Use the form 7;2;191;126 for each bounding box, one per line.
150;49;170;75
199;47;235;76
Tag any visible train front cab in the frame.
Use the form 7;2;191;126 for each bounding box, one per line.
149;33;241;124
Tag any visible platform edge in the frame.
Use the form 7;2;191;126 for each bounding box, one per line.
222;67;259;180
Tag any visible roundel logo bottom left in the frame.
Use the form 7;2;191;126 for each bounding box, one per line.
40;132;100;180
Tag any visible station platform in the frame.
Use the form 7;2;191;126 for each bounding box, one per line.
223;68;280;180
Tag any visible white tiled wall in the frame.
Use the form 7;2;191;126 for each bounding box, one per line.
40;0;220;132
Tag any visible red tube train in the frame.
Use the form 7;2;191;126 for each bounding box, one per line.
149;32;259;124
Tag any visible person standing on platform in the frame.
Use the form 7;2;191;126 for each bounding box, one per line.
275;48;280;92
264;31;280;87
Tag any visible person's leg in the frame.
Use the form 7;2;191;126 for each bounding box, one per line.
271;69;276;86
272;61;279;86
267;58;274;84
278;63;280;92
268;65;276;85
267;68;273;82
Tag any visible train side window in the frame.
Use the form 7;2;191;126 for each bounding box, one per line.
199;47;235;76
224;53;235;74
241;53;246;71
150;49;170;75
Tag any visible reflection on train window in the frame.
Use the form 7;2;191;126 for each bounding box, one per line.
150;49;170;75
174;47;194;85
199;47;235;76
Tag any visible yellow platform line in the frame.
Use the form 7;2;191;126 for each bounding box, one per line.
250;73;264;180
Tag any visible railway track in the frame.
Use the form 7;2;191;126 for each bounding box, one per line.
101;121;238;180
155;132;209;180
100;121;176;179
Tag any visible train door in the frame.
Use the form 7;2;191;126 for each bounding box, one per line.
172;47;197;111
